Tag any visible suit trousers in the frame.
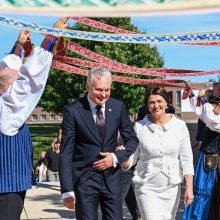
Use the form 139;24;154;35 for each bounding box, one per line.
74;170;123;220
0;190;26;220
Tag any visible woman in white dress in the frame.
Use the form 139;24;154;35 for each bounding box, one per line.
121;87;194;220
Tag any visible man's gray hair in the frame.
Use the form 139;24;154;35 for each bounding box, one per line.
87;67;112;85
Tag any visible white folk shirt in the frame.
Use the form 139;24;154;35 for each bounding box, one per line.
126;114;194;185
190;97;220;133
0;47;53;136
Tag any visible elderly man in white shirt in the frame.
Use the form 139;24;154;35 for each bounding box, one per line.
0;17;68;220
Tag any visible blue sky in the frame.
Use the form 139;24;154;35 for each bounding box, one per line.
0;13;219;83
131;13;220;83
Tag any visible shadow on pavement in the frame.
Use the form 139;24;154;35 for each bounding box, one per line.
43;209;75;219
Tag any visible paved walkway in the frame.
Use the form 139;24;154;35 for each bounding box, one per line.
21;181;140;220
21;181;186;220
22;142;202;219
21;182;75;220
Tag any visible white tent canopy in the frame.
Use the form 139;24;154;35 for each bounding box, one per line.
1;0;220;16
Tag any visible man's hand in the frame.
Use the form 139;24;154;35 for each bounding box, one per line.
17;30;31;45
93;152;113;170
63;196;76;210
53;17;69;29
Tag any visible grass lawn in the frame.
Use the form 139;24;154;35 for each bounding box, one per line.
28;123;61;167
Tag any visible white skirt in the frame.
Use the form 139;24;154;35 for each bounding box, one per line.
134;172;181;220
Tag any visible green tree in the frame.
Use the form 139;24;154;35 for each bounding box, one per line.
40;17;164;116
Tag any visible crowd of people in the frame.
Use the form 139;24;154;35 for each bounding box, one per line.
0;15;219;220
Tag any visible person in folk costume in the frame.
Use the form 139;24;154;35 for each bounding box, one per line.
183;82;220;220
0;17;69;220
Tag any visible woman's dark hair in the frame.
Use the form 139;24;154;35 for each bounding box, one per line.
144;87;169;104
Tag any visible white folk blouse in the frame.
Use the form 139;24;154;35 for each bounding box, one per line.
190;97;220;133
0;47;53;136
127;114;194;186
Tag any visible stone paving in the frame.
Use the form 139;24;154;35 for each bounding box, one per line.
21;181;185;220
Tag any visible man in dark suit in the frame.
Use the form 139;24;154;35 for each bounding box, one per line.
59;67;138;220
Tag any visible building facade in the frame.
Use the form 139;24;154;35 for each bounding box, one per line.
27;107;63;123
27;82;213;123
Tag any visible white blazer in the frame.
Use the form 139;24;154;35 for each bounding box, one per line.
127;114;194;186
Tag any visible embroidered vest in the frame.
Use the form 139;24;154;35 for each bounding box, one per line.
201;128;220;154
0;123;33;193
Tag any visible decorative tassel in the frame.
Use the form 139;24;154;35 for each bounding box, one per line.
56;37;67;56
10;41;23;57
200;95;208;105
196;97;201;106
41;35;57;52
23;39;34;61
182;87;192;100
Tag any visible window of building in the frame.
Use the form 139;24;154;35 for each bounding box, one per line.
176;114;181;118
168;91;173;105
176;91;181;108
59;115;63;120
31;115;37;121
41;115;46;121
50;115;55;120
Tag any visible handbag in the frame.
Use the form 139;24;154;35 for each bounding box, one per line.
204;154;218;170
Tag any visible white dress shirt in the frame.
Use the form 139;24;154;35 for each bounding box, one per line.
190;97;220;133
87;95;106;121
126;114;194;185
0;47;53;136
87;95;118;166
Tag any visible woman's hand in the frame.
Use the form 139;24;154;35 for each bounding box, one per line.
184;174;194;207
115;145;125;151
121;159;131;170
184;188;194;207
115;145;131;169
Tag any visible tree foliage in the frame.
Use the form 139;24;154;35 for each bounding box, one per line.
39;17;164;116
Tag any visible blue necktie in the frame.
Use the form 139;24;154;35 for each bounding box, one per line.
96;105;105;140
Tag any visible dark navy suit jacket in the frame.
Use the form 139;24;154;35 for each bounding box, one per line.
59;95;138;194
